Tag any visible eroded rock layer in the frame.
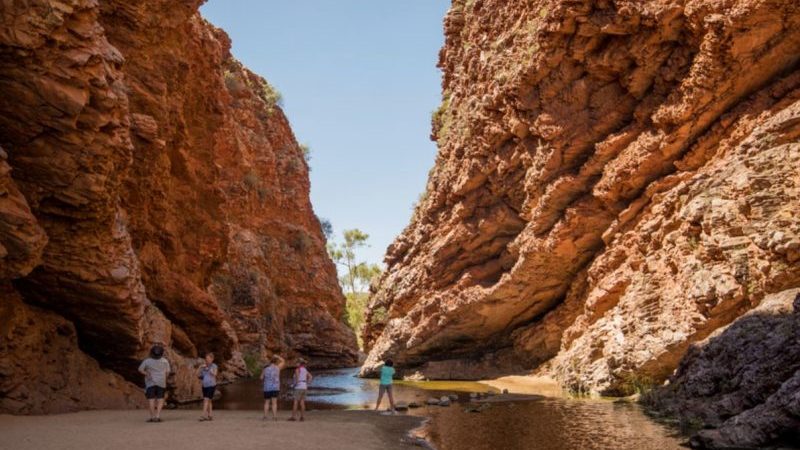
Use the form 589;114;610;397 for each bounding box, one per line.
363;0;799;444
0;0;356;413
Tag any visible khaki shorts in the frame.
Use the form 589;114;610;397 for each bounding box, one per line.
294;389;307;400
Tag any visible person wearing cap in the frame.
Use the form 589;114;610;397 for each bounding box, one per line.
138;344;171;423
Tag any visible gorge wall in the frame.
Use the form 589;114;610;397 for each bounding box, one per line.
0;0;356;414
363;0;799;446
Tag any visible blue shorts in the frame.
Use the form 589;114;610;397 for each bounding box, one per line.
202;386;216;399
145;386;166;399
264;390;279;399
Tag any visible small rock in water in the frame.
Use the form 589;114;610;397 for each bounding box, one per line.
427;397;440;405
439;396;451;406
448;394;458;401
469;392;478;399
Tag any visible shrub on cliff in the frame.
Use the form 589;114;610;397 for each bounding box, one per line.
258;80;283;110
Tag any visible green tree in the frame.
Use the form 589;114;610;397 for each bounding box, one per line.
318;216;333;241
327;229;382;347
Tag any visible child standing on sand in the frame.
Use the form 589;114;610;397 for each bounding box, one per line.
261;354;285;421
289;359;312;422
138;344;171;423
197;352;218;421
375;359;396;414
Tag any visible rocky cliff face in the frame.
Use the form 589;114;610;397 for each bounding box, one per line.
363;0;799;444
0;0;356;414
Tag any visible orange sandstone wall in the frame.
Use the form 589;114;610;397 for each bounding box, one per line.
0;0;356;414
363;0;799;445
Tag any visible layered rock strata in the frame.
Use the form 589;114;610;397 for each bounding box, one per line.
647;288;800;449
0;0;356;413
363;0;799;419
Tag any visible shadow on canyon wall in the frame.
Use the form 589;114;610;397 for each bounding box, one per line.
645;289;800;449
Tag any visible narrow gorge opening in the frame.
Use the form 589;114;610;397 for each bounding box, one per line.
1;1;799;449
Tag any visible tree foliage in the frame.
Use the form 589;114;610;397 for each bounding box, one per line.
327;228;382;347
318;216;334;241
328;229;381;295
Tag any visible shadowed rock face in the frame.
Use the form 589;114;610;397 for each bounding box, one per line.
363;0;799;406
646;289;800;449
0;0;356;413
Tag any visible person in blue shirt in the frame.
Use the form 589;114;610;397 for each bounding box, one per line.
261;354;285;421
374;359;396;413
197;352;218;421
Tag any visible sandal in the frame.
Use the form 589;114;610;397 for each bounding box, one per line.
288;417;297;422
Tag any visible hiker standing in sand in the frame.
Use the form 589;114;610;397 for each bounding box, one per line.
374;359;396;414
197;352;218;422
261;354;286;421
138;344;171;423
289;359;312;421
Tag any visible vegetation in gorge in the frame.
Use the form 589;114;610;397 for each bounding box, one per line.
327;228;382;348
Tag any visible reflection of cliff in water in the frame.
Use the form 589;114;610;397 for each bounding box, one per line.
200;368;683;450
425;398;684;450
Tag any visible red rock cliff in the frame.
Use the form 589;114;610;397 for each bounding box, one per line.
0;0;356;414
363;0;799;444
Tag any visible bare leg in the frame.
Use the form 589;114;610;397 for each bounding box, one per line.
387;388;396;411
155;398;165;419
300;399;305;420
270;398;278;420
375;390;384;411
148;399;156;419
207;398;213;419
291;399;298;419
263;399;269;419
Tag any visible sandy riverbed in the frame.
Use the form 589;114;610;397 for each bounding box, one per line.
0;409;424;450
480;375;564;397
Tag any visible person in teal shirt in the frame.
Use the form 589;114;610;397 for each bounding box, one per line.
375;359;396;413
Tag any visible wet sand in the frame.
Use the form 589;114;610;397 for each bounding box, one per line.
0;409;424;450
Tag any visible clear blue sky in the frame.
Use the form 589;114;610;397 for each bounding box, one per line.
201;1;450;266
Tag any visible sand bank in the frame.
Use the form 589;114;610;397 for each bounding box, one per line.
0;409;424;450
480;375;564;397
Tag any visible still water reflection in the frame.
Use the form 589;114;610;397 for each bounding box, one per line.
424;396;684;450
205;368;684;450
